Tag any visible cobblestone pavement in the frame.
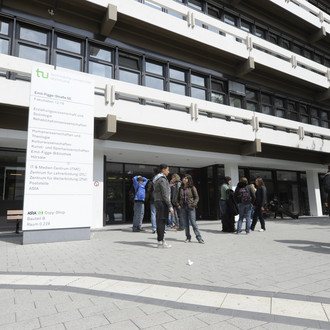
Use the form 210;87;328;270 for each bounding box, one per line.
1;216;330;329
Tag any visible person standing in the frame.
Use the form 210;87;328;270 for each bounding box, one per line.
146;178;156;233
234;177;256;234
132;175;148;232
220;176;232;232
250;177;267;232
153;164;174;248
170;173;183;230
323;167;330;216
178;174;204;244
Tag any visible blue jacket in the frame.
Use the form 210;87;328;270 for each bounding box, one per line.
133;176;148;201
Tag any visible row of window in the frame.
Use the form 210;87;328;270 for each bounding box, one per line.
0;15;329;128
307;0;330;15
136;0;330;68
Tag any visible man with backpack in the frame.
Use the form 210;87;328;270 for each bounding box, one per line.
132;175;148;232
234;177;256;234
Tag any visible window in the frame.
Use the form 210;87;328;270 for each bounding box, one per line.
320;111;329;128
240;20;251;33
269;33;278;45
299;105;309;124
261;93;272;115
274;97;286;118
118;54;141;84
16;25;49;64
246;89;258;111
19;26;47;45
208;6;221;19
230;95;242;108
255;26;265;39
0;20;9;35
169;67;186;96
0;19;10;57
88;44;113;78
187;0;203;11
292;43;302;55
224;13;236;26
190;73;206;100
18;44;47;62
211;80;225;104
288;102;298;121
310;108;320;126
145;60;164;91
55;35;83;71
281;38;290;50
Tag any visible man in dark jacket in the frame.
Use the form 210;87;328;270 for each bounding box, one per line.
234;177;256;234
251;177;267;232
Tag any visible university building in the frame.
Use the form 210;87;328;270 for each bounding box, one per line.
0;0;330;236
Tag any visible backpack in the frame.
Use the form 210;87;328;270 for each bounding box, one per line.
239;187;251;204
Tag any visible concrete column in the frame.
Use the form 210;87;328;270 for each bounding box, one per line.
92;147;105;229
306;170;323;216
224;162;239;191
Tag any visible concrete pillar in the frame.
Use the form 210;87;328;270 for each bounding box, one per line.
224;162;239;191
92;147;105;228
306;170;323;216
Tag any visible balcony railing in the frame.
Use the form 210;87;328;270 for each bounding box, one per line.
1;53;330;154
100;0;330;90
270;0;330;33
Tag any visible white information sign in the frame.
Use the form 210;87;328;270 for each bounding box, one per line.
23;66;94;231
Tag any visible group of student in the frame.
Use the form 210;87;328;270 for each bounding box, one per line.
220;176;267;234
131;164;204;248
131;167;302;247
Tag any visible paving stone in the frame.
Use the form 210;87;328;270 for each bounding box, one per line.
131;311;176;328
161;315;208;329
94;320;139;329
104;306;146;323
39;310;83;327
64;314;110;330
0;317;40;330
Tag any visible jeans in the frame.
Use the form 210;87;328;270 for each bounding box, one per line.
167;213;173;227
150;203;156;231
133;202;144;230
155;201;169;242
237;203;252;233
180;206;202;240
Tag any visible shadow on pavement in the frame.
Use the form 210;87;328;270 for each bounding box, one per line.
275;239;330;254
270;216;330;227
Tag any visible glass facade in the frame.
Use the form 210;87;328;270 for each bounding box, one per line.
0;149;26;231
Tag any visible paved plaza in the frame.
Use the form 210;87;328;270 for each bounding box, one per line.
1;216;330;329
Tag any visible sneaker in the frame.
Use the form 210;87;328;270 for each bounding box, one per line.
198;239;205;244
184;238;191;243
235;231;241;234
139;228;145;231
158;240;171;248
132;228;140;232
152;230;156;234
259;229;265;232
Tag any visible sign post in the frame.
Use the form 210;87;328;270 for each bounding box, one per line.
23;66;94;244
